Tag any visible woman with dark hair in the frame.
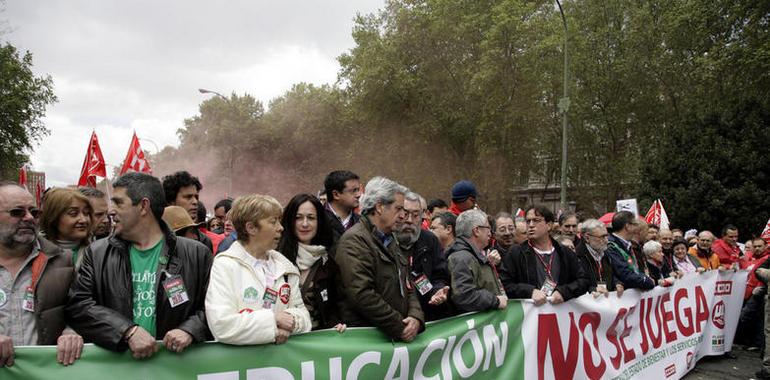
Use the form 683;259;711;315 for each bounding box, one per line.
278;194;345;332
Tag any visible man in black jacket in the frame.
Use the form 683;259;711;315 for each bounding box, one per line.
66;172;212;360
500;206;589;305
575;218;624;298
396;192;453;321
323;170;362;241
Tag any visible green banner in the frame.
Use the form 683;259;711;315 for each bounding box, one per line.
5;303;524;379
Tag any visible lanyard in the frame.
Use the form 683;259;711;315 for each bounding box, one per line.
535;251;554;278
594;257;603;280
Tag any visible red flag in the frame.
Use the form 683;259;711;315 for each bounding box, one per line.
77;132;107;187
35;182;42;208
18;165;28;189
644;199;670;230
514;208;525;218
119;132;152;175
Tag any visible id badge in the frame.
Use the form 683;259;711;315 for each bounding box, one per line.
414;274;433;296
596;281;608;293
320;288;329;302
541;278;557;297
163;275;190;308
22;286;34;312
262;288;278;309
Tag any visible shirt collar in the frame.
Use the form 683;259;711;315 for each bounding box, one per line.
612;233;632;250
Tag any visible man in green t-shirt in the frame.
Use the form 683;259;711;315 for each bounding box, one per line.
66;172;213;360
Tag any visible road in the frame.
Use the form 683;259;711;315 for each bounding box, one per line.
684;345;763;379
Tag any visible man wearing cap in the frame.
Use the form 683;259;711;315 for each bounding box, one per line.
162;206;213;255
449;180;478;216
66;172;213;359
0;181;83;367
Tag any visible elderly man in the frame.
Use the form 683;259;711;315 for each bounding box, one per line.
66;173;213;359
659;229;675;267
689;231;721;270
606;211;655;291
493;212;517;253
336;177;424;342
0;181;82;367
446;209;507;312
575;219;623;298
500;206;589;306
712;225;741;268
396;192;452;321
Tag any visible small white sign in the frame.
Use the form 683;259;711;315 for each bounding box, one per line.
616;199;639;217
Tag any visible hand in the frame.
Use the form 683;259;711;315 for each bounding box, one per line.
496;295;508;309
0;335;14;367
532;289;547;306
429;286;449;305
550;290;565;304
696;267;706;273
616;284;624;298
163;329;193;353
126;326;158;360
334;323;347;333
487;250;501;266
275;311;295;332
56;333;84;365
275;328;291;345
400;317;420;342
675;270;684;279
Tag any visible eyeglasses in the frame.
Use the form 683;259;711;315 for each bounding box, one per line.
5;207;42;219
587;233;608;240
476;225;491;230
404;210;422;220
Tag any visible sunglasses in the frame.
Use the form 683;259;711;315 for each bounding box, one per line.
5;207;42;219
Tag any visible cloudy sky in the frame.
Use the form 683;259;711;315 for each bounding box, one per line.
3;0;384;186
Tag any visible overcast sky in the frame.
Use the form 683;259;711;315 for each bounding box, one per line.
3;0;385;186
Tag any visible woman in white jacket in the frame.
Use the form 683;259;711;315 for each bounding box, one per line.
205;194;311;345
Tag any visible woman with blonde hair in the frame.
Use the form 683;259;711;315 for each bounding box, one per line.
205;194;311;345
40;187;92;268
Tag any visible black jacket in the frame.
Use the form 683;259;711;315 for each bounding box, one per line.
606;234;655;290
401;229;453;321
499;239;589;301
575;240;616;291
65;222;213;351
325;206;361;243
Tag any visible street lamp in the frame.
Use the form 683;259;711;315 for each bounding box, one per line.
198;88;227;100
555;0;570;212
197;88;233;197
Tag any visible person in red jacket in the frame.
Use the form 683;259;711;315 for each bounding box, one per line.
739;238;770;354
711;224;741;268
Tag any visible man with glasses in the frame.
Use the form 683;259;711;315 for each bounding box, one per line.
323;170;362;241
0;181;83;367
499;206;589;306
396;192;452;321
606;211;656;290
576;219;624;298
493;212;517;254
447;209;508;312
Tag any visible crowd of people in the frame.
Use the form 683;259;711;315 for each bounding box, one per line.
1;170;768;377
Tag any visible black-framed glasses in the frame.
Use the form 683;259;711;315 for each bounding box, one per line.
5;207;42;219
587;233;609;240
476;225;491;230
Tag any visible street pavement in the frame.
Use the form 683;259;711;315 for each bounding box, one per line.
684;345;763;379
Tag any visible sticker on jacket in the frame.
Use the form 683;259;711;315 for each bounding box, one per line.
279;283;291;304
263;288;278;309
243;286;260;303
163;276;189;308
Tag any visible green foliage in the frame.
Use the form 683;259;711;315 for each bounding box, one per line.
0;43;56;178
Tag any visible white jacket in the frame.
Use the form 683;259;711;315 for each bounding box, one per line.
205;241;311;345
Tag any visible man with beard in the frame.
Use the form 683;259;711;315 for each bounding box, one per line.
0;181;83;367
688;231;722;270
396;192;452;321
66;173;213;359
78;187;112;240
558;211;579;246
575;219;623;298
493;212;516;254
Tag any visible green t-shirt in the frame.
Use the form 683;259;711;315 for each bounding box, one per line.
130;238;163;337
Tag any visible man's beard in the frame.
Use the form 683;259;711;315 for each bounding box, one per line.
396;225;420;248
0;221;38;249
589;242;607;253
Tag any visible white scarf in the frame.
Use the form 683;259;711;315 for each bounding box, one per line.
296;243;328;271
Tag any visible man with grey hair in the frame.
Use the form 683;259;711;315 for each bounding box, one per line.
0;181;83;367
446;209;507;312
575;219;623;298
336;177;425;342
395;192;452;321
